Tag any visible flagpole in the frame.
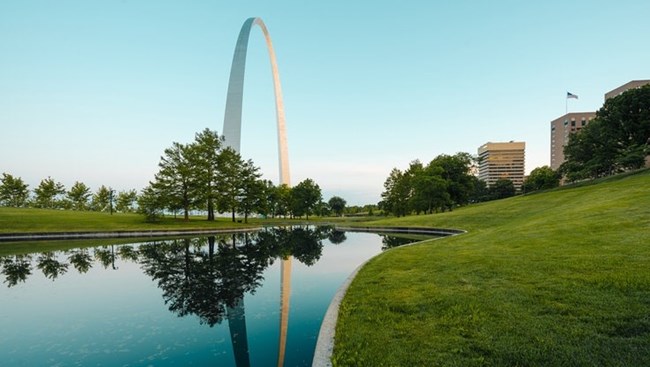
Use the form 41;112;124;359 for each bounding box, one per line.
565;94;568;115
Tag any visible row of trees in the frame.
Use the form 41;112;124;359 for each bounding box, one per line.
561;84;650;181
0;173;137;212
379;153;480;216
2;129;349;221
137;128;332;222
380;152;564;217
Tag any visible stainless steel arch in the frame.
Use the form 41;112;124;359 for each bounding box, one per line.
222;17;291;186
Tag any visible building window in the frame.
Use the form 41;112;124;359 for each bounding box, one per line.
581;120;586;126
571;121;576;127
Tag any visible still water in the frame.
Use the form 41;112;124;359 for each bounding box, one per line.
0;226;424;366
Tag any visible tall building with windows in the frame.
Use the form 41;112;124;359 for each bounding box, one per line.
549;79;649;171
550;112;596;170
478;141;526;190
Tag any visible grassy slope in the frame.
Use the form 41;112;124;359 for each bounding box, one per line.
333;170;650;366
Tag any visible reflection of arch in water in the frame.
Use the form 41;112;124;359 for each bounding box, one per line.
222;17;291;186
223;17;293;367
277;258;291;367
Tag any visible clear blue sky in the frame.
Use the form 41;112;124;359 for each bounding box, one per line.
1;1;649;205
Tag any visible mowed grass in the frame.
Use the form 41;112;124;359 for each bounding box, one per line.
333;169;650;366
0;207;253;233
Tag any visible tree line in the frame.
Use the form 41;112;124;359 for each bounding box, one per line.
136;128;339;222
1;128;349;221
379;153;563;217
0;173;136;213
561;84;650;181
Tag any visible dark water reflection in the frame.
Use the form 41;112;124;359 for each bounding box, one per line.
0;226;431;366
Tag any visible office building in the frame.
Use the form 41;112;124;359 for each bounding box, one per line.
549;80;649;170
550;112;596;170
478;141;526;190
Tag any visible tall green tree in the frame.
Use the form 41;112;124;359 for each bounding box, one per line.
328;196;347;217
33;177;66;209
380;168;412;217
154;142;196;220
429;152;475;208
0;173;29;207
411;164;450;214
290;178;322;220
237;159;263;223
216;147;244;222
67;181;92;210
189;128;223;221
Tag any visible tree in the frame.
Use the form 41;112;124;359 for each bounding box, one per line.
67;181;92;210
217;147;244;222
468;176;490;203
115;189;138;213
33;177;66;209
0;173;29;207
91;185;115;212
523;166;560;192
328;196;347;217
380;168;411;217
237;159;263;223
290;179;322;220
491;179;516;199
138;184;164;222
270;183;292;218
189;128;223;221
154;142;196;220
429;152;476;207
562;85;650;179
410;164;450;214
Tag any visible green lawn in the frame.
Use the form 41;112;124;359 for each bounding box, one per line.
333;169;650;366
0;207;254;233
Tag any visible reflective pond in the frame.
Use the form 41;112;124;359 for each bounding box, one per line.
0;226;431;366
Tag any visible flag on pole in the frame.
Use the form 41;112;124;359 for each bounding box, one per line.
567;92;579;99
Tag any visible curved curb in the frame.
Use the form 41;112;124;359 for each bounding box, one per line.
312;226;465;367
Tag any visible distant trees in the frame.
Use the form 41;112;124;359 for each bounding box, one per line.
115;190;138;213
328;196;347;217
0;173;29;207
0;172;137;213
523;166;560;192
33;177;66;209
290;179;322;220
561;84;650;181
380;153;479;217
491;179;516;199
91;185;115;213
67;181;92;210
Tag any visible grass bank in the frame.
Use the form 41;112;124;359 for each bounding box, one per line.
0;207;254;234
333;169;650;366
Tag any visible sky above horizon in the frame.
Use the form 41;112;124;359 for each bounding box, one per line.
1;1;649;205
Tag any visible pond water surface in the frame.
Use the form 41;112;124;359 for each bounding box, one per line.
0;226;428;366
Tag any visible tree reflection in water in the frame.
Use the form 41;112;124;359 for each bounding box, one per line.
1;254;32;287
0;226;422;365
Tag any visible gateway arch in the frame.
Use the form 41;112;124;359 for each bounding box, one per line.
222;17;291;186
222;18;293;367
